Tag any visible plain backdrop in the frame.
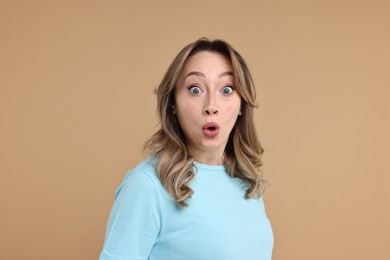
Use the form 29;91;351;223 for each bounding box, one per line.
1;1;389;259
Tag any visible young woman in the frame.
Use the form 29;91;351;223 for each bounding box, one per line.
99;38;274;260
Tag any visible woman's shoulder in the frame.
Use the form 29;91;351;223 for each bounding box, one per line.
130;156;159;176
122;156;158;180
114;157;162;199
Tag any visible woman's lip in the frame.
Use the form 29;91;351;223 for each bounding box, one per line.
203;122;220;137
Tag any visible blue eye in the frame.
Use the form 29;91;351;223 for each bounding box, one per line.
222;86;234;95
189;86;202;95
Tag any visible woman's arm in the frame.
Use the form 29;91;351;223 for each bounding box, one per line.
99;169;161;260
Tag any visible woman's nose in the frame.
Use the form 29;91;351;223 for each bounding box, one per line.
204;106;218;115
203;94;218;116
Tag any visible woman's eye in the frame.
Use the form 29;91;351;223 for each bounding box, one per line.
221;86;234;95
188;86;202;95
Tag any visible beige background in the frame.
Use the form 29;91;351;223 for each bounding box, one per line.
1;1;389;259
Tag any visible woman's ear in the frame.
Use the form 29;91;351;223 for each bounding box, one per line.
172;105;176;115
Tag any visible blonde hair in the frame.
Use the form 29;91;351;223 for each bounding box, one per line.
144;38;267;207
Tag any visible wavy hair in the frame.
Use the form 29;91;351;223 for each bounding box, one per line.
144;38;267;207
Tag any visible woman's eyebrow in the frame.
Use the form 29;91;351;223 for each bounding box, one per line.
184;71;233;79
218;71;233;78
185;71;205;79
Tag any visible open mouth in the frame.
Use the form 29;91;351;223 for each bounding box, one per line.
203;122;220;137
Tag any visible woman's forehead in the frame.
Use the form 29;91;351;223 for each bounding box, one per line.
181;51;233;77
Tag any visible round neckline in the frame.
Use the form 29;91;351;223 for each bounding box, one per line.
193;161;226;171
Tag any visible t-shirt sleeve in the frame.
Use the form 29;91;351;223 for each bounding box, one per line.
99;169;161;260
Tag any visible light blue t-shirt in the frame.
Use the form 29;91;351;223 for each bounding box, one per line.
100;158;273;260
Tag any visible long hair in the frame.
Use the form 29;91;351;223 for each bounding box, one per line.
144;38;267;207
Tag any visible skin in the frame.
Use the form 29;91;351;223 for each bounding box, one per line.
174;51;241;165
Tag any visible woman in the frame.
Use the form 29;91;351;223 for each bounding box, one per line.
99;38;273;260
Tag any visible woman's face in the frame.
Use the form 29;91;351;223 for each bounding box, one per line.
174;51;241;164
